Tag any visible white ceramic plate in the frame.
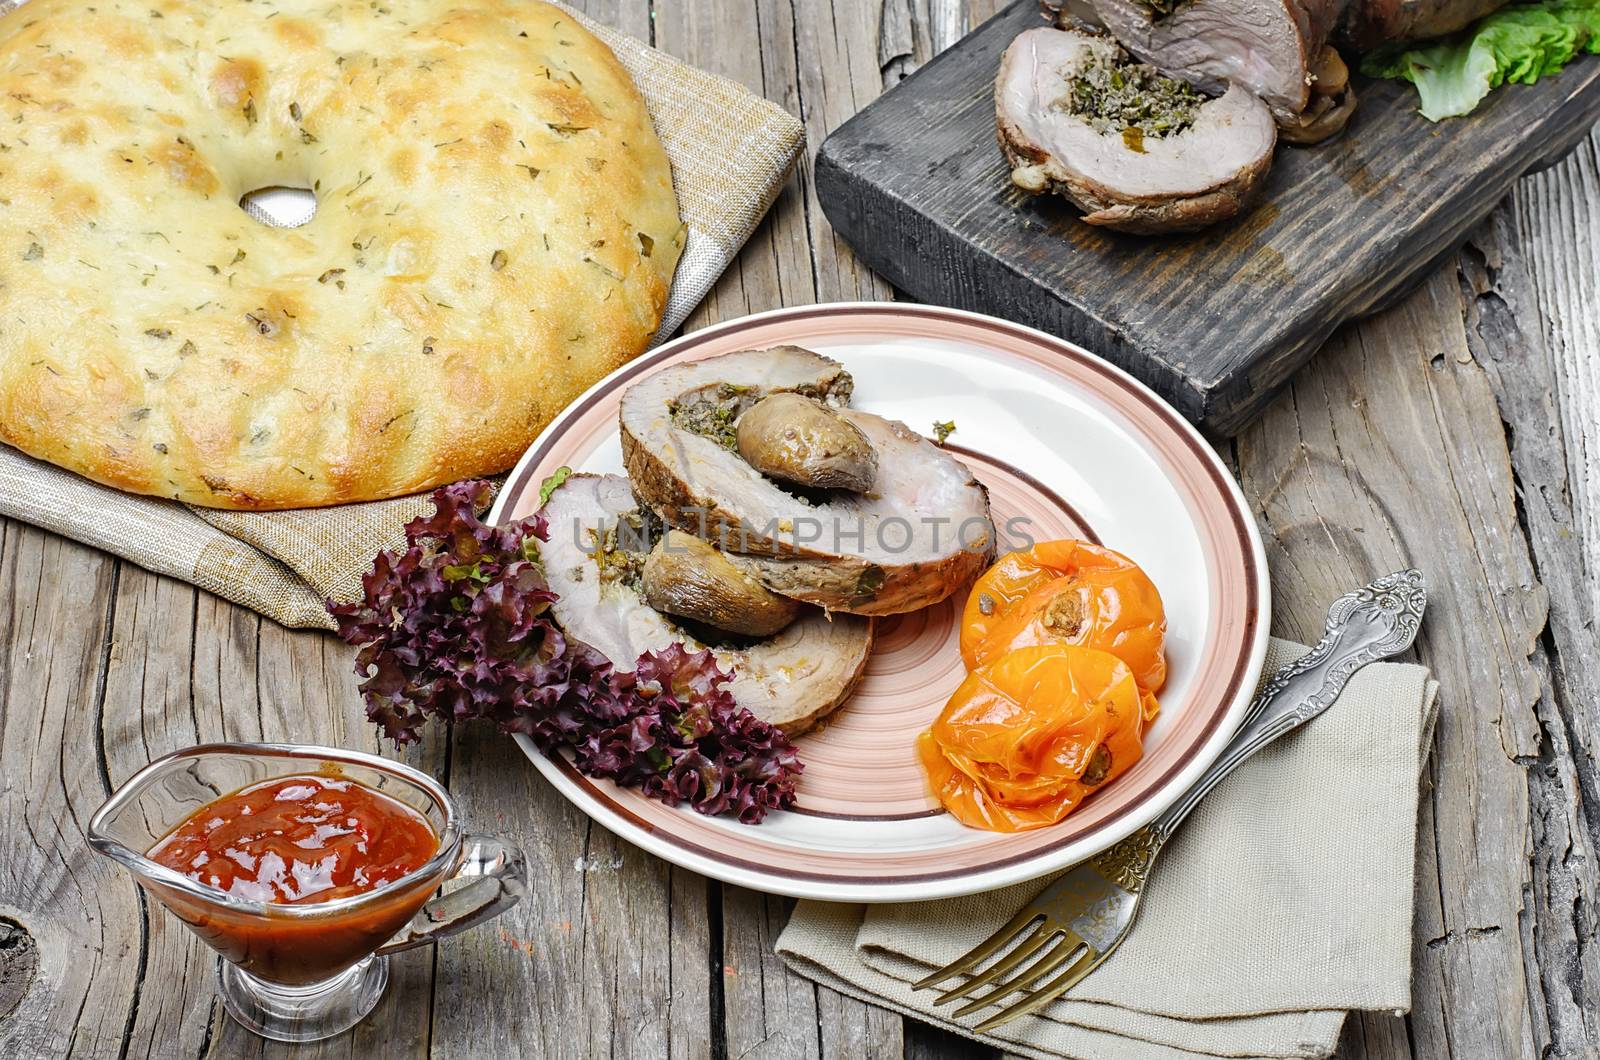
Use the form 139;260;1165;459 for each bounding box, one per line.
488;303;1268;903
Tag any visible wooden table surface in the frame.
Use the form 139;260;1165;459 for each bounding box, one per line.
2;2;1597;1058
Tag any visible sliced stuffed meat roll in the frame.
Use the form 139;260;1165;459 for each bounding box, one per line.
996;27;1277;234
1054;1;1356;143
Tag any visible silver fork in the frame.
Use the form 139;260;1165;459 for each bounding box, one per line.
914;569;1428;1033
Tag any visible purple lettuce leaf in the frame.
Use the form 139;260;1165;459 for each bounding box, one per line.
329;480;802;822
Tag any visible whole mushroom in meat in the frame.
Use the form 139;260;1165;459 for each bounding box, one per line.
641;530;803;637
736;392;879;494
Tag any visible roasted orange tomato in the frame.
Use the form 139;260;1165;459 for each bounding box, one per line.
917;644;1149;832
960;540;1167;694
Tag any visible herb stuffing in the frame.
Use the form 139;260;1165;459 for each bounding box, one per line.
1062;45;1203;142
328;480;803;823
588;505;661;593
668;383;755;451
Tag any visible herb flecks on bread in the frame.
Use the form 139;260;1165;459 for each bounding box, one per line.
0;0;683;508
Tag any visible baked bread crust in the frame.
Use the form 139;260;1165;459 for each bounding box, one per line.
0;0;682;508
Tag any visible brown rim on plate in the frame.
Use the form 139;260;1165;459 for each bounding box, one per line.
494;303;1266;898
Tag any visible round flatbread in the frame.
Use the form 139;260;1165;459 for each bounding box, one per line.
0;0;682;508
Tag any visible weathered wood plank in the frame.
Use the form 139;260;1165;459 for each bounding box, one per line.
815;984;907;1060
0;521;132;1060
563;0;651;45
1235;265;1567;1058
719;891;825;1059
785;0;903;305
1331;1003;1415;1059
658;2;1015;1054
101;573;224;1060
1458;203;1600;1057
659;0;818;327
1513;134;1600;624
431;725;717;1059
421;3;712;1049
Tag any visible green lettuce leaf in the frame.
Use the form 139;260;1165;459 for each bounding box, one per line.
1362;0;1600;120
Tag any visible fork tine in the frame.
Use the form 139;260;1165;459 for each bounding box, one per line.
911;906;1046;991
972;944;1107;1034
933;924;1060;1004
949;932;1087;1017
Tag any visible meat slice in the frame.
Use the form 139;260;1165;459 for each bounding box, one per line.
1082;0;1346;125
1046;1;1505;144
620;347;993;615
1338;0;1512;48
996;27;1277;234
541;473;873;735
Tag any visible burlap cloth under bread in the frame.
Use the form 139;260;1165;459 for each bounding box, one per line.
0;0;803;627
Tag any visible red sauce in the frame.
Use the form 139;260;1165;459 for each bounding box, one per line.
148;775;438;905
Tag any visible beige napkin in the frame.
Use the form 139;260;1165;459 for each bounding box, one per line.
778;638;1439;1060
0;0;803;629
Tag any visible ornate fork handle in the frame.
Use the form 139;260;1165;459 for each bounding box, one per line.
1153;568;1425;837
1098;569;1427;887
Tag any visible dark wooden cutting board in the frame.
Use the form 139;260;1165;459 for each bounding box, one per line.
817;0;1600;434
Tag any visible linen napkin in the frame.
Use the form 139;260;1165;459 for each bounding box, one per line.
0;0;804;629
778;638;1439;1060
